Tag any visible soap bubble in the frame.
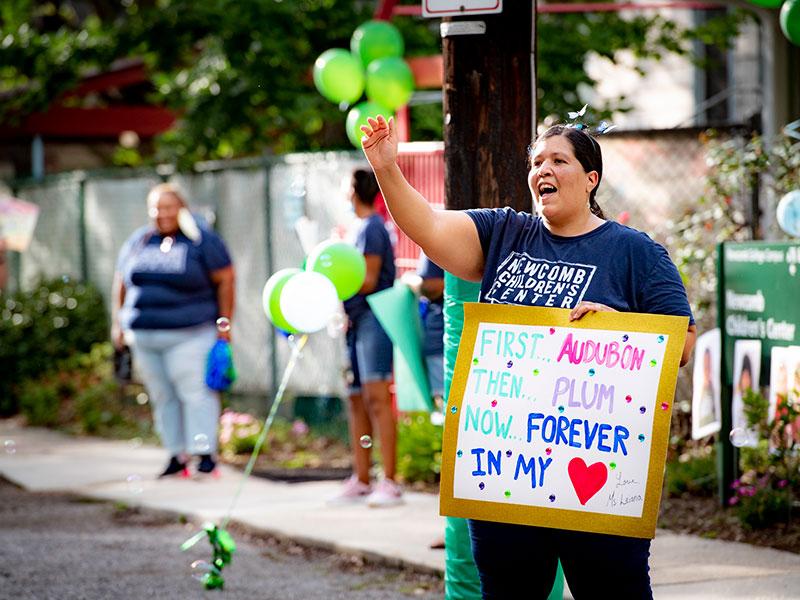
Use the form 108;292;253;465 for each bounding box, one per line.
190;560;219;581
287;335;304;358
193;434;211;453
136;393;149;405
729;428;756;448
126;474;143;494
4;440;16;455
326;312;347;338
215;317;231;333
359;435;373;449
429;411;445;426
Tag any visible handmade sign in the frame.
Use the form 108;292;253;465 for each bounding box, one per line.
440;303;688;539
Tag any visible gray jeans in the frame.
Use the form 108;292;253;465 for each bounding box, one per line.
127;324;219;457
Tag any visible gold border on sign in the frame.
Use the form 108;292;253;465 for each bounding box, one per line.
439;303;689;539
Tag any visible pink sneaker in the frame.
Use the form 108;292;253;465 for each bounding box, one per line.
327;475;372;505
366;478;404;508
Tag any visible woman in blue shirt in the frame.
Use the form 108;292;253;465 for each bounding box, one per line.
328;169;402;508
112;184;235;479
358;115;697;599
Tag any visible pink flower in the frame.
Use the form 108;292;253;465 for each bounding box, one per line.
234;413;255;425
778;479;788;489
728;496;739;506
292;419;309;436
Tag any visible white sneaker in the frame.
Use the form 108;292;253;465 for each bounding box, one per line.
366;478;404;508
326;475;372;506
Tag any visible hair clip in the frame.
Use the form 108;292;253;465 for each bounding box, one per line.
784;118;800;141
596;121;617;135
567;104;588;120
565;104;617;136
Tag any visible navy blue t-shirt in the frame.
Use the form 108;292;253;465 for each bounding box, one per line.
343;214;396;321
117;225;232;330
466;208;694;324
418;252;445;356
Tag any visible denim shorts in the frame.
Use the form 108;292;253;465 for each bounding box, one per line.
425;353;444;398
346;310;393;394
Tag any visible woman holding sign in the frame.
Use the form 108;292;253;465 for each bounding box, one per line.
358;115;696;599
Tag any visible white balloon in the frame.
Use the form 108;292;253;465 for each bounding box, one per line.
776;190;800;237
279;271;340;333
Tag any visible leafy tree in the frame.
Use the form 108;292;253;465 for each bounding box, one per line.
0;0;750;166
536;8;749;123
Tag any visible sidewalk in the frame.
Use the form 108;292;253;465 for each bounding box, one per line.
2;419;800;599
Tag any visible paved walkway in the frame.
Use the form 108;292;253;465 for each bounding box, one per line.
2;420;800;599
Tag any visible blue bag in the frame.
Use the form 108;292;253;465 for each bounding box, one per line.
205;339;237;392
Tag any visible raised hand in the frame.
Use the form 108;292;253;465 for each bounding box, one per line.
360;114;397;172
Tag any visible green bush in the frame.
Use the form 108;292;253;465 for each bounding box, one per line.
17;378;61;427
734;387;800;530
16;342;153;441
0;277;108;414
397;412;442;485
731;475;793;529
75;379;120;434
664;447;717;497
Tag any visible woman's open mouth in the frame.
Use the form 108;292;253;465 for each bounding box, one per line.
538;182;558;201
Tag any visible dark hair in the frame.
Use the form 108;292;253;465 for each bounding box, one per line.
740;355;752;381
531;125;605;219
352;169;380;206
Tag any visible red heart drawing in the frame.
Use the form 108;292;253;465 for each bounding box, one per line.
568;457;608;505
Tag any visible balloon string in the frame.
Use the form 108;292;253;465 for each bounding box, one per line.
220;334;308;529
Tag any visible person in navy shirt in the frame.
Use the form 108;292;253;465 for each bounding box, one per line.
358;115;697;599
112;183;235;479
329;169;402;508
417;252;445;402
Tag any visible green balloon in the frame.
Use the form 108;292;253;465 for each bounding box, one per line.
307;240;366;301
746;0;783;7
351;20;404;69
781;0;800;46
262;268;300;333
313;48;365;105
345;101;392;148
366;57;414;111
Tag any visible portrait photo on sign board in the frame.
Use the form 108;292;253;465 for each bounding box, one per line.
768;346;792;424
785;347;800;441
691;329;721;439
731;339;762;446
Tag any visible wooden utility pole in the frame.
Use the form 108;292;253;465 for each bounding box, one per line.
437;6;539;599
442;2;535;212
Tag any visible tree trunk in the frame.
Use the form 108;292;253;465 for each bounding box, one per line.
442;2;535;212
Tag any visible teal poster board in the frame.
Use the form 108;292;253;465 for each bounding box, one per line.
368;282;432;411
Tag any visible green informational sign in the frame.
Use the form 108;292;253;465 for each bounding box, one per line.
721;241;800;385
